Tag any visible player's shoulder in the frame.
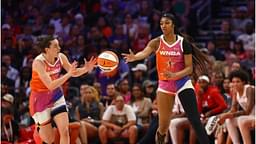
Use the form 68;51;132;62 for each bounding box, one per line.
58;52;68;63
58;52;66;59
33;54;43;64
32;56;45;70
148;36;160;49
150;36;161;43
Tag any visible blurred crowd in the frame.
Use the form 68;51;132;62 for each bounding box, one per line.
1;0;255;144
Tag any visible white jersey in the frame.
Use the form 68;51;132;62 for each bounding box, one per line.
102;104;136;126
236;84;255;115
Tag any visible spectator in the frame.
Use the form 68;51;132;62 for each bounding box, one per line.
130;84;152;128
118;78;132;104
122;13;138;40
1;64;15;94
69;35;86;61
138;97;159;144
101;83;118;107
57;14;71;40
97;16;113;38
237;21;255;51
232;41;246;60
169;75;227;144
214;20;234;52
109;24;128;51
169;95;187;144
99;96;137;144
137;0;152;23
2;54;19;82
215;77;234;144
132;23;151;53
196;75;227;118
240;48;255;75
49;9;62;35
16;66;31;95
231;6;253;37
2;37;18;61
93;82;102;101
218;70;255;144
171;0;191;32
1;108;19;143
149;10;162;38
142;80;156;101
121;0;140;16
210;71;225;91
131;63;148;85
74;13;87;37
32;15;45;36
75;85;104;143
87;26;103;54
1;94;19;143
206;40;225;61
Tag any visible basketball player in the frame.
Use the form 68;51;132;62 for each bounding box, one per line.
29;35;96;144
122;13;210;144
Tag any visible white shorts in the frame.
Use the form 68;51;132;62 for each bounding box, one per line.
32;96;67;125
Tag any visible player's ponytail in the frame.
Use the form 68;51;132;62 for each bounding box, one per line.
180;32;212;80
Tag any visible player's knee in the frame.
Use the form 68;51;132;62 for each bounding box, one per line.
42;133;55;144
58;125;69;137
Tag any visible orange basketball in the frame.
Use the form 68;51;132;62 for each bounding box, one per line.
97;51;119;73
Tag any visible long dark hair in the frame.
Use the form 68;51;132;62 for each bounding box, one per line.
161;12;211;79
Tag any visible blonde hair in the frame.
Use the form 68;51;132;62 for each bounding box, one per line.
85;86;100;102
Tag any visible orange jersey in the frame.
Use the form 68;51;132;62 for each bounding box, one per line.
156;35;185;80
30;54;63;92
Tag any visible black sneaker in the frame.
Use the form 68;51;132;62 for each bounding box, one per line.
155;131;166;144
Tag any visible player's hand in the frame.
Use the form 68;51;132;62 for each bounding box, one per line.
122;49;136;62
160;71;177;80
84;56;97;73
68;61;78;76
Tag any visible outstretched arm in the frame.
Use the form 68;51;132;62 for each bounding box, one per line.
60;53;97;77
122;38;159;62
33;59;77;91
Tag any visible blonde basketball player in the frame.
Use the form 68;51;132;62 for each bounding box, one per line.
122;13;210;144
29;35;96;144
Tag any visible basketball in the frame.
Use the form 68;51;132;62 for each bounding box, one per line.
97;51;119;73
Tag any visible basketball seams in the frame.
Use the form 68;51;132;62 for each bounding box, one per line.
97;51;119;73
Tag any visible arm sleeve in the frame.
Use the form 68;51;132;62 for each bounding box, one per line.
182;39;192;54
125;105;136;121
102;106;113;121
211;90;228;114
